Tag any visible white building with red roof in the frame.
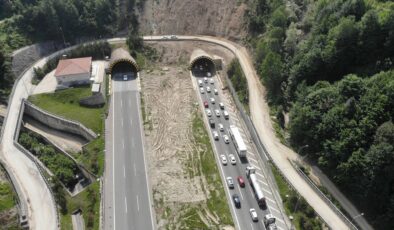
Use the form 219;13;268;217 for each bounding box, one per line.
55;57;92;86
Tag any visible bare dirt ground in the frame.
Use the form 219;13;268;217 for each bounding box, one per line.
141;43;235;229
139;0;248;41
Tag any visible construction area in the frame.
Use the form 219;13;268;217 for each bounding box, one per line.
140;42;235;229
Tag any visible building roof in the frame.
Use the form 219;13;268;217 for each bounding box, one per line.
55;57;92;77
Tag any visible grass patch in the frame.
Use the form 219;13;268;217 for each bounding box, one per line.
190;111;233;226
59;181;100;230
271;164;324;230
227;59;250;114
0;182;16;212
71;136;105;176
28;86;104;133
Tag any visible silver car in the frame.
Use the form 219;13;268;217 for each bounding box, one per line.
226;177;234;189
229;154;236;165
206;109;212;117
220;154;227;165
223;135;230;144
215;109;220;117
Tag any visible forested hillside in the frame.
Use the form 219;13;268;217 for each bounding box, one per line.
0;0;142;101
248;0;394;228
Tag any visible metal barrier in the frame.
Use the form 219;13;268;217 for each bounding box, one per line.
292;162;359;230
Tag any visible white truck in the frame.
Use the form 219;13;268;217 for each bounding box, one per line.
228;125;247;158
246;166;267;208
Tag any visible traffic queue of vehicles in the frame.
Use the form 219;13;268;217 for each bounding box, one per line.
198;74;277;227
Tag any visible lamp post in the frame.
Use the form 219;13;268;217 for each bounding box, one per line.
352;212;364;221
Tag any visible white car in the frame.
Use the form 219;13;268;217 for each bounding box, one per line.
214;89;218;95
213;131;219;140
206;109;212;117
226;177;234;189
210;78;215;84
204;77;208;83
210;98;215;104
206;86;211;93
223;110;229;119
220;154;227;165
215;109;220;117
223;135;230;144
250;208;258;222
162;36;169;39
170;35;177;39
229;154;236;165
123;75;128;81
200;87;205;94
207;72;211;77
218;123;224;132
219;102;225;109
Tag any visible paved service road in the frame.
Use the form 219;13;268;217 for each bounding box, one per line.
104;73;155;230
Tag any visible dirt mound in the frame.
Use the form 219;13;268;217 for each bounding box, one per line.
139;0;248;41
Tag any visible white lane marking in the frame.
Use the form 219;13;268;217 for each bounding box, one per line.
261;187;272;195
277;226;285;230
136;195;140;211
122;140;125;150
132;139;135;148
122;119;123;127
125;197;128;213
123;166;126;178
250;163;261;170
237;184;244;200
121;100;123;108
134;163;137;176
257;178;268;186
136;93;155;228
265;196;276;204
112;84;116;230
250;223;254;230
274;216;285;224
256;172;264;178
249;157;258;164
268;205;280;214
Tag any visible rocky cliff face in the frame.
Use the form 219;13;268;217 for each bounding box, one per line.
138;0;248;41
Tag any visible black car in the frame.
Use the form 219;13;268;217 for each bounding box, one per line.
232;194;241;208
209;119;215;128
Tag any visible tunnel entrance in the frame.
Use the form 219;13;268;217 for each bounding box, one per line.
110;60;138;81
190;57;216;78
109;48;139;81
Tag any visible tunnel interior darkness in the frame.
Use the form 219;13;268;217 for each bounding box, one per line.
190;57;216;77
111;60;138;80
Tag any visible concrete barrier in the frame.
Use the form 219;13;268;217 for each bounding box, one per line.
23;100;97;141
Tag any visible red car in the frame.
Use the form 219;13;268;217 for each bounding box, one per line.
237;176;245;187
203;101;209;108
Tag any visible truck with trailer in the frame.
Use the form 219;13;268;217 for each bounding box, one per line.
246;166;266;208
228;125;247;158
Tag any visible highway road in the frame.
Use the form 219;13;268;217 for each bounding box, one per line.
191;69;288;230
104;73;155;230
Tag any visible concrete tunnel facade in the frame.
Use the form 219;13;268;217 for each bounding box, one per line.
189;49;217;74
109;48;139;76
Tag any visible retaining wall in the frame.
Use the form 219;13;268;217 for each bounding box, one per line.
23;100;97;141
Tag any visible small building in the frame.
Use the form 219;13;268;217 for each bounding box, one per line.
55;57;92;86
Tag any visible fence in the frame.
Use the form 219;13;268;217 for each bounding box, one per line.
292;162;359;230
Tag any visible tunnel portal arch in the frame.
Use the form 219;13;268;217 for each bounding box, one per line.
109;48;139;79
189;50;216;77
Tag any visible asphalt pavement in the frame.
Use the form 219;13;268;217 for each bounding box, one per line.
191;71;288;230
104;73;155;230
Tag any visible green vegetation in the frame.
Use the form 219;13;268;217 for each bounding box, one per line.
0;165;20;229
0;182;16;212
227;59;249;113
28;86;104;133
271;164;324;230
189;111;233;226
56;179;101;230
248;0;394;228
78;137;105;176
0;50;13;102
19;130;80;188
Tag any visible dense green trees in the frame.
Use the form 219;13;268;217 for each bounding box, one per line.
227;60;249;108
249;0;394;228
289;72;394;228
19;130;79;189
0;50;13;102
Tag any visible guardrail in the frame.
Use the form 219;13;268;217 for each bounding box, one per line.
13;99;61;229
0;159;29;229
223;73;293;229
291;161;359;230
